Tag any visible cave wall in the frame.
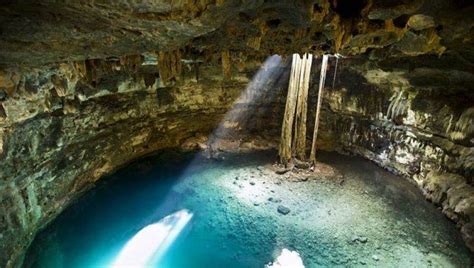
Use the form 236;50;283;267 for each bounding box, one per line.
317;54;474;251
0;56;288;267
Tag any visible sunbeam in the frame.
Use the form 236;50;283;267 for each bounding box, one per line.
207;54;284;154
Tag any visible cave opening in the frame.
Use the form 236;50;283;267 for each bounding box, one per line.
329;0;368;18
1;1;473;268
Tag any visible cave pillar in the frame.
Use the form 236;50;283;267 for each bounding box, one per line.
158;50;182;85
222;50;232;80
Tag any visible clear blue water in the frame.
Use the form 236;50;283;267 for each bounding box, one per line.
24;150;472;268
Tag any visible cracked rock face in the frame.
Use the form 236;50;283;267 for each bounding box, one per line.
0;0;473;267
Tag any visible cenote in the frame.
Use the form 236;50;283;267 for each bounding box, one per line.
24;150;471;267
1;1;474;267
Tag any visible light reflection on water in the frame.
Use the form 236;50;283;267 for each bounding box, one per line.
112;209;193;267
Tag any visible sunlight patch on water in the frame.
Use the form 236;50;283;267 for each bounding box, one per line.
112;209;193;267
267;248;305;268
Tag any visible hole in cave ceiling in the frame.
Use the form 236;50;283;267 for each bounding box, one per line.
393;15;410;28
329;0;368;18
313;3;323;13
453;0;474;8
267;19;282;29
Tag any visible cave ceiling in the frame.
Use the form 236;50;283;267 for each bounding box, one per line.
0;0;473;67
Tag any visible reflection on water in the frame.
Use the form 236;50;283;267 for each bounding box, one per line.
112;209;193;267
266;249;304;268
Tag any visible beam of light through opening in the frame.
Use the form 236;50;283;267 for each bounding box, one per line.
207;55;284;152
173;55;285;207
111;209;193;267
109;57;283;266
266;248;305;268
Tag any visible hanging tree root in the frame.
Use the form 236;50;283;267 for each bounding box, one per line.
310;54;329;168
279;53;314;167
279;54;336;171
279;54;300;166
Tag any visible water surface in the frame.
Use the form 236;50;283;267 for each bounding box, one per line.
24;150;472;267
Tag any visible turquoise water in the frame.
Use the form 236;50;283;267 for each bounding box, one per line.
24;150;472;267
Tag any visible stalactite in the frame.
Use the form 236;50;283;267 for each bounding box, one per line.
194;62;200;81
332;56;339;89
222;50;232;80
85;59;98;85
0;104;6;120
158;50;182;84
0;70;19;97
310;54;329;166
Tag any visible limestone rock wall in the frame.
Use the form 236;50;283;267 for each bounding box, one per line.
317;55;474;251
0;56;287;267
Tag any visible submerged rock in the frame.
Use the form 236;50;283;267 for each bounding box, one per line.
277;205;291;215
268;197;282;203
351;236;368;244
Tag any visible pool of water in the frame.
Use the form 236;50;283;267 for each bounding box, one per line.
24;150;472;267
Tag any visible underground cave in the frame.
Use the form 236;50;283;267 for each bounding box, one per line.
0;1;473;267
